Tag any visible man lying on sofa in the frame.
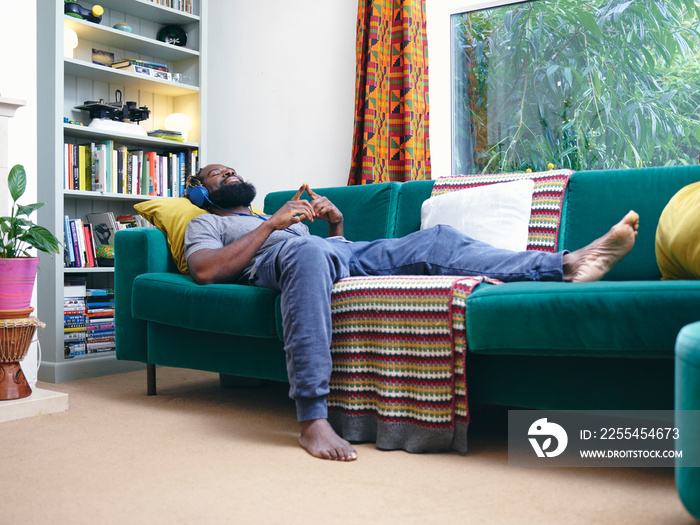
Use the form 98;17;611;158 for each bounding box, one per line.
184;164;640;462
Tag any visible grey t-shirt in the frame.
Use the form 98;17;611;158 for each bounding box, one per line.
184;213;309;282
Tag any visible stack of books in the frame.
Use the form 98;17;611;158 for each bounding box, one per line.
85;290;115;354
147;129;184;141
111;58;172;81
64;278;87;358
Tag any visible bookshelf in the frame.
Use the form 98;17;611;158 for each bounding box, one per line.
37;0;207;382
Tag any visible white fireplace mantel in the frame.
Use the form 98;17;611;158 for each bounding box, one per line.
0;96;27;117
0;97;27;216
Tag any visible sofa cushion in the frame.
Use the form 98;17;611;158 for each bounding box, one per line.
264;182;400;241
134;198;209;274
655;180;700;280
131;273;281;339
420;179;534;251
466;280;700;358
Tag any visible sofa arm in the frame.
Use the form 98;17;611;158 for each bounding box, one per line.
675;321;700;520
115;227;173;363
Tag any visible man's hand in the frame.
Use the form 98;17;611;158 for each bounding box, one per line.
303;184;343;226
268;183;344;237
300;183;344;237
266;184;316;231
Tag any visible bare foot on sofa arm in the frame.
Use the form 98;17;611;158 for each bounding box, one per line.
563;210;639;282
299;419;358;461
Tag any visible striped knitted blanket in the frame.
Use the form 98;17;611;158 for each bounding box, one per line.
326;172;571;453
328;275;500;453
431;170;572;252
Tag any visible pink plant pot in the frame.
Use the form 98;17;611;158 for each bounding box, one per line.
0;258;40;311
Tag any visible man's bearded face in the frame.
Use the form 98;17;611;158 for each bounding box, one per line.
208;181;257;209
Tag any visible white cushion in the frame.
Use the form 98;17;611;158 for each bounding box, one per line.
420;179;535;251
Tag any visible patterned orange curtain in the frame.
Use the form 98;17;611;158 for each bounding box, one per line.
348;0;431;185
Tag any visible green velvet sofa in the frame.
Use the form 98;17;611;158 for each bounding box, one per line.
116;165;700;517
116;165;700;409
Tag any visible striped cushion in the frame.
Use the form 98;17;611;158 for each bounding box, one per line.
431;170;572;252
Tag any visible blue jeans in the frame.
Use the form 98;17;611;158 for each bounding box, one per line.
249;225;565;422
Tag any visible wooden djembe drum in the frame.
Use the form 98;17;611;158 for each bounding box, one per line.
0;316;45;400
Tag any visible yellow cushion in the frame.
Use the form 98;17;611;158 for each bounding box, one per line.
655;181;700;280
134;198;207;274
134;198;264;274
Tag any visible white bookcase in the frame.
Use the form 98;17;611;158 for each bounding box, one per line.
37;0;207;382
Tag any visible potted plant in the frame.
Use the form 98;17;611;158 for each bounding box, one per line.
0;164;60;313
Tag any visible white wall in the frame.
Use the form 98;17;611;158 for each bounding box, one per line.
205;0;501;199
0;0;39;386
206;0;358;207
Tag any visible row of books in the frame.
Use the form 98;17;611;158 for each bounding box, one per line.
91;53;174;81
63;141;198;197
147;0;194;14
64;211;151;269
64;281;116;359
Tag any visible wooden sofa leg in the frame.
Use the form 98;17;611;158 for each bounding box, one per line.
147;364;156;396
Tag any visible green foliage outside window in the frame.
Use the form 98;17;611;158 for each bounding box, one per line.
452;0;700;174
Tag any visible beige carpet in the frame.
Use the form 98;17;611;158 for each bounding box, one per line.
0;367;694;525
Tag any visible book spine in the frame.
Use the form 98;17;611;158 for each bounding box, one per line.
96;140;113;192
168;153;174;197
79;144;94;191
64;143;70;190
117;147;126;193
180;151;187;197
112;59;168;71
83;224;96;268
94;144;107;192
132;153;141;195
141;152;149;195
63;215;75;267
74;218;87;267
90;142;97;191
112;149;118;193
86;302;115;309
72;144;79;190
69;220;82;267
127;155;133;194
146;152;156;195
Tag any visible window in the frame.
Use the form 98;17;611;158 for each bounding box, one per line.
451;0;700;175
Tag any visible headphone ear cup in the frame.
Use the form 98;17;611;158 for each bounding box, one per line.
187;185;209;208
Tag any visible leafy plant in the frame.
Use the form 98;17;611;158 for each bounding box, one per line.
453;0;700;174
0;164;60;258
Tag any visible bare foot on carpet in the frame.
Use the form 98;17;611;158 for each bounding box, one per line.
564;210;639;282
299;419;358;461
